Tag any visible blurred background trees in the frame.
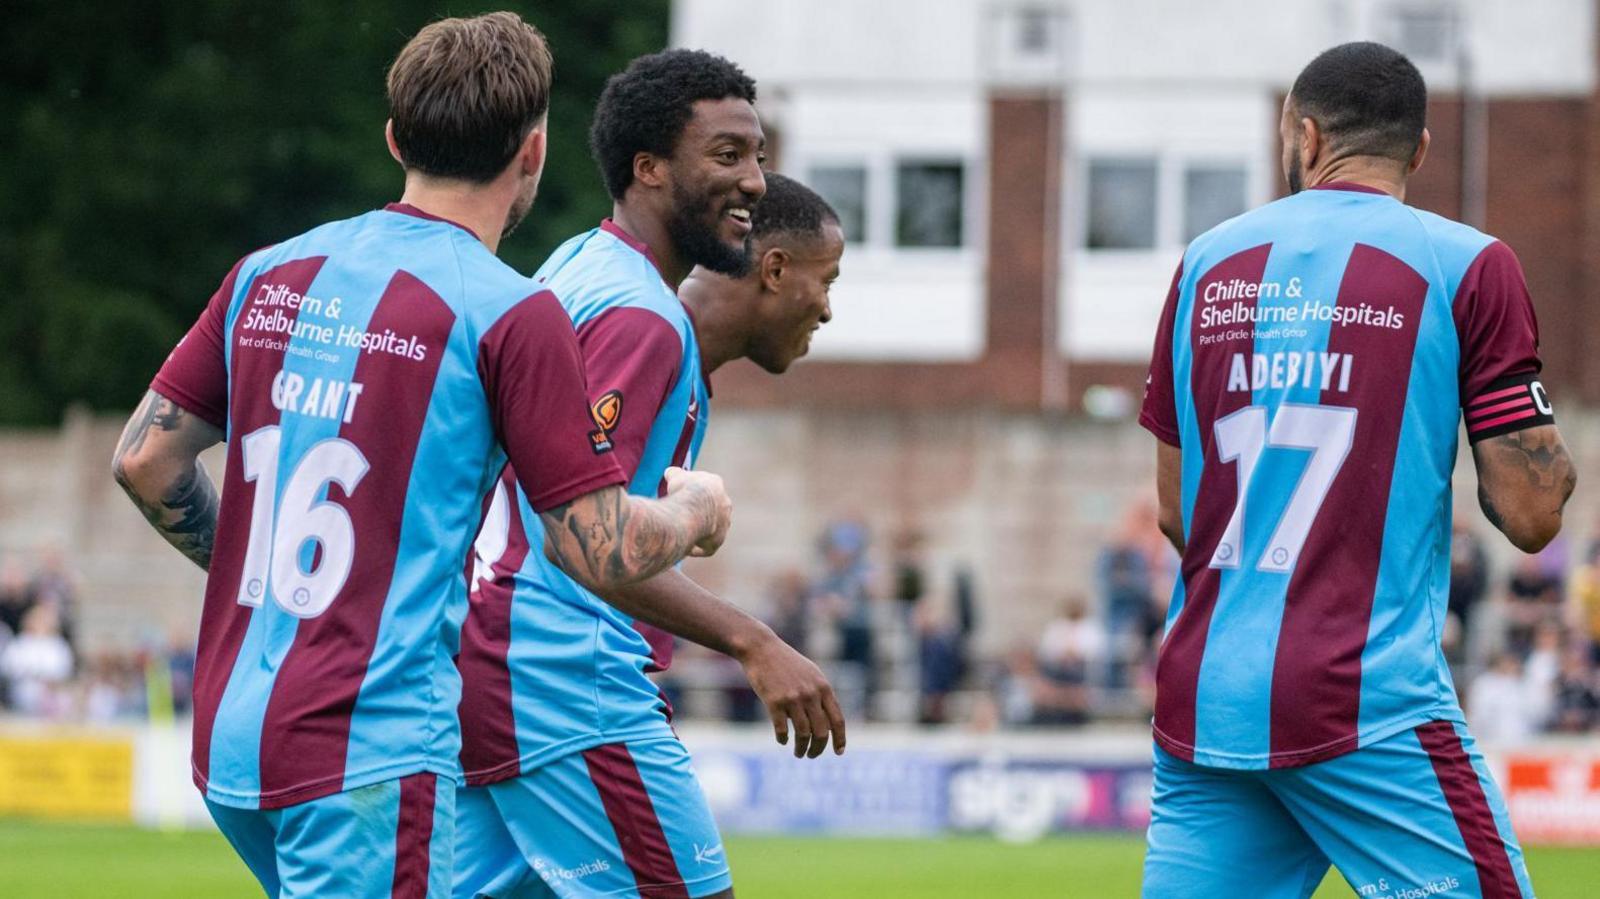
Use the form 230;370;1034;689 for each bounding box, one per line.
0;0;669;424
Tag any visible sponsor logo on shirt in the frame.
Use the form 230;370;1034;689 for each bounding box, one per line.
239;282;431;362
1196;276;1406;346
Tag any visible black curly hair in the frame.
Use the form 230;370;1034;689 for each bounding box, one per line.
589;49;758;200
1290;42;1426;164
751;173;839;246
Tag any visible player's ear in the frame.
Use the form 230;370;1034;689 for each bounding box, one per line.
760;246;788;293
633;151;668;191
384;120;404;166
521;127;547;178
1407;127;1430;176
1299;116;1321;171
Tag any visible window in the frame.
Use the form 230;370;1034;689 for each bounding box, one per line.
808;165;869;244
1015;6;1063;56
1086;158;1157;250
895;161;965;248
1183;165;1248;242
1387;2;1460;64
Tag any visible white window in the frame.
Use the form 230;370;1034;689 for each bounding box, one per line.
1183;164;1249;242
1086;158;1158;250
895;160;966;248
808;164;869;245
1084;157;1249;250
1385;2;1461;65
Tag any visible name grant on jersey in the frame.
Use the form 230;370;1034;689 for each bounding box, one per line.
1227;351;1353;393
270;369;364;423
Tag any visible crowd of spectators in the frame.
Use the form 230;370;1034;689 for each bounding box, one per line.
7;504;1600;740
1454;518;1600;739
0;547;193;723
987;503;1600;739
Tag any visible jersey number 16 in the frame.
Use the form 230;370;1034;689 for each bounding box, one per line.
235;425;371;617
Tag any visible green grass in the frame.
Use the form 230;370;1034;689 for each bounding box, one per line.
0;820;1593;897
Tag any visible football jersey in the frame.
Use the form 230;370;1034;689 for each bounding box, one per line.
1139;183;1548;770
457;220;711;785
152;203;625;809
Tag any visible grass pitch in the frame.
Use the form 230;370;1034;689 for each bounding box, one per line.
0;820;1592;896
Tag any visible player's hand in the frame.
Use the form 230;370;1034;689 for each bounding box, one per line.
663;467;731;557
737;628;847;759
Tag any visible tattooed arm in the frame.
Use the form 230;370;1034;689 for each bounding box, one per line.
1472;424;1576;553
538;466;732;593
111;390;225;571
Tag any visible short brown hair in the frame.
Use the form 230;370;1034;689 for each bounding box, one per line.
386;12;554;183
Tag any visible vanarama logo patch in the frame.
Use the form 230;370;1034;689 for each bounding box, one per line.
589;389;622;454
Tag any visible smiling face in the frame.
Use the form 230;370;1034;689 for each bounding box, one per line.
663;97;767;276
747;221;845;373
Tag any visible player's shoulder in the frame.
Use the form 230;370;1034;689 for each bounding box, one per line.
1400;205;1504;271
1177;199;1290;281
533;227;688;332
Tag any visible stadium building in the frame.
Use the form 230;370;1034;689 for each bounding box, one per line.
678;0;1600;411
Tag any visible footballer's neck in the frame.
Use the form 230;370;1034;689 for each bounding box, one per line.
397;174;518;255
611;200;692;288
679;273;756;375
1304;157;1409;202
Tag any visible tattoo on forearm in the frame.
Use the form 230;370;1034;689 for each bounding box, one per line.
113;390;220;571
123;462;220;571
1474;426;1576;539
541;487;700;588
1483;427;1577;501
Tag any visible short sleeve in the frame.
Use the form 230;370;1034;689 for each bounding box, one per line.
1138;262;1184;447
150;257;243;429
478;291;627;512
575;307;684;478
1454;241;1552;442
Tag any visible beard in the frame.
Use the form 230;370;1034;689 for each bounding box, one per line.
1286;141;1305;195
667;181;752;277
502;180;538;239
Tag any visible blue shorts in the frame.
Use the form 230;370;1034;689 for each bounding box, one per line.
1143;720;1534;898
206;771;454;898
453;737;730;898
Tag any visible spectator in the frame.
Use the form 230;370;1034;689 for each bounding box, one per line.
998;642;1088;726
1572;537;1600;666
1097;500;1160;688
1524;623;1563;726
1037;596;1106;688
0;553;33;637
0;602;73;717
813;519;876;715
1467;653;1540;744
1548;643;1599;733
913;601;965;725
167;631;197;716
28;544;79;650
1448;517;1490;659
82;650;143;722
765;568;812;655
891;527;928;614
1504;554;1563;659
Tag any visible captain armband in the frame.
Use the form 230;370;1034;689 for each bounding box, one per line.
1464;372;1555;443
